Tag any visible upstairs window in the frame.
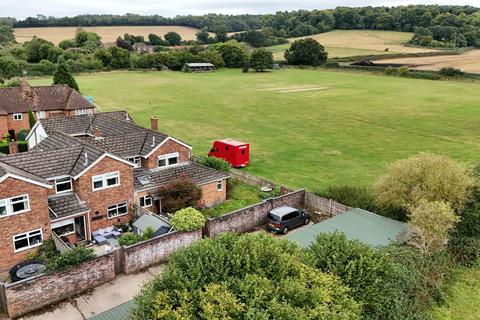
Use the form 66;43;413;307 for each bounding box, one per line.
75;109;89;116
14;229;43;252
158;152;179;168
55;177;73;193
0;195;30;217
92;172;120;191
107;201;128;218
13;113;22;121
127;156;141;168
36;111;46;119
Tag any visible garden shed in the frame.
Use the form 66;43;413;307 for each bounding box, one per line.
286;208;408;247
132;214;171;238
182;63;216;72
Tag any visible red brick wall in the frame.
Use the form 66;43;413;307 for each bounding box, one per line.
0;177;51;272
5;113;30;138
199;179;227;208
134;190;156;213
0;115;8;137
141;139;191;169
73;157;134;233
4;253;115;318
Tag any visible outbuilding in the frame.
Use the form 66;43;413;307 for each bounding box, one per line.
182;63;216;73
286;208;408;247
132;214;172;238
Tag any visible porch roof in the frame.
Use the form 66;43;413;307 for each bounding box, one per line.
49;193;89;220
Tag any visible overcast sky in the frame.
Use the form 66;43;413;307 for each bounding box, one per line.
1;0;479;19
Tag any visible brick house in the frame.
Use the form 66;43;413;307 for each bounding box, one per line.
0;111;228;272
0;81;95;140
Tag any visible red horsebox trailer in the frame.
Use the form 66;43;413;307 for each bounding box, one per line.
208;139;250;168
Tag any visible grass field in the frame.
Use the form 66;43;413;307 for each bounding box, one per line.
13;26;206;44
30;69;480;191
376;49;480;74
429;267;480;319
268;30;438;59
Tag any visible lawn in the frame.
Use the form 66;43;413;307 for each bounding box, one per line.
429;267;480;320
30;68;480;191
267;29;439;59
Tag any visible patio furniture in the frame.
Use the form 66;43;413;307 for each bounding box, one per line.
92;227;122;244
92;232;108;245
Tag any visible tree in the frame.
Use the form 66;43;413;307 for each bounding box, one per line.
116;36;133;51
213;41;248;68
407;200;460;255
164;32;182;46
198;50;225;68
170;207;206;231
148;33;162;46
195;29;211;44
94;48;112;67
159;178;202;213
53;60;79;92
284;38;328;66
250;49;273;71
244;30;267;47
28;108;36;129
374;153;475;213
132;233;361;320
108;47;131;69
0;25;15;45
23;37;55;63
214;24;229;42
0;55;21;79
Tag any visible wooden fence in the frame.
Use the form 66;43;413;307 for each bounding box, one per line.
229;169;276;190
305;192;351;220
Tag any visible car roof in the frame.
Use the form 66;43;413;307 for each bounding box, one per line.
269;206;298;217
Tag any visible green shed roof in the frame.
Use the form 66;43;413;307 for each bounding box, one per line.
88;300;133;320
286;208;407;248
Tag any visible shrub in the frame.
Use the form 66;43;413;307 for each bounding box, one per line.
385;66;394;75
118;232;143;246
250;48;274;71
170;207;205;231
53;60;79;92
323;61;339;68
306;232;401;319
397;66;410;77
439;67;464;77
159;178;202;213
284;38;328;66
213;41;248;68
132;233;360;320
196;156;230;172
448;235;480;266
46;246;95;272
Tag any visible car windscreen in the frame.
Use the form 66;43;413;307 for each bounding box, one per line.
267;213;281;222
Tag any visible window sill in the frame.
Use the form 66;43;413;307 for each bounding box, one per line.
14;242;42;253
0;209;31;219
92;184;120;192
107;212;129;220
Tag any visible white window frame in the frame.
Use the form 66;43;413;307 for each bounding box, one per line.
13;113;23;121
92;172;120;191
127;156;141;168
107;201;128;219
217;180;223;192
0;194;30;217
13;229;43;253
75;109;89;116
52;222;75;237
139;196;152;208
157;152;179;168
55;177;73;194
36;111;46;119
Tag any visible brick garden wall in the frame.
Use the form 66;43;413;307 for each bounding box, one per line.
122;229;202;274
3;253;115;318
204;190;306;238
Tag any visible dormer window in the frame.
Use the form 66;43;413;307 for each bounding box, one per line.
158;152;179;168
127;156;141;168
13;113;22;121
55;177;73;194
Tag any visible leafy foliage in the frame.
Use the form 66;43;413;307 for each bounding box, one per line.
250;48;274;71
28;107;36;129
318;185;377;212
159;178;202;213
170;207;205;231
285;38;328;66
53;60;79;92
196;156;230;172
132;233;361;320
164;32;182;46
46;246;95;272
374;153;475;213
118;226;156;246
213;41;248;68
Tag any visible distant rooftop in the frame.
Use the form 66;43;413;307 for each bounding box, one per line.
185;63;215;67
286;208;408;247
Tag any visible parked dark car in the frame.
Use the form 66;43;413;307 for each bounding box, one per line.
266;206;310;234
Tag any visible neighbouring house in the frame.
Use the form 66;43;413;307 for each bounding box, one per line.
0;111;229;273
182;63;216;73
286;208;408;247
0;80;95;140
133;42;155;54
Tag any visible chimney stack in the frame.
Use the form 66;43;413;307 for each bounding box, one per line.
93;127;103;140
8;141;18;154
150;116;158;131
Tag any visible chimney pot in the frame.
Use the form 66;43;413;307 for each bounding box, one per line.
8;141;18;154
151;116;158;131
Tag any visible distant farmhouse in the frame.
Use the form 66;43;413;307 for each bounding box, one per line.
182;63;215;73
0;81;95;140
0;110;229;273
133;42;155;54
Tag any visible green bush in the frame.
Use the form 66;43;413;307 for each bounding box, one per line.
132;233;360;320
385;66;394;75
196;156;230;172
159;178;202;213
397;66;410;77
46;246;95;272
317;185;377;212
18;141;28;152
439;67;464;77
170;207;205;231
323;61;340;68
118;232;143;246
449;235;480;266
306;232;400;319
